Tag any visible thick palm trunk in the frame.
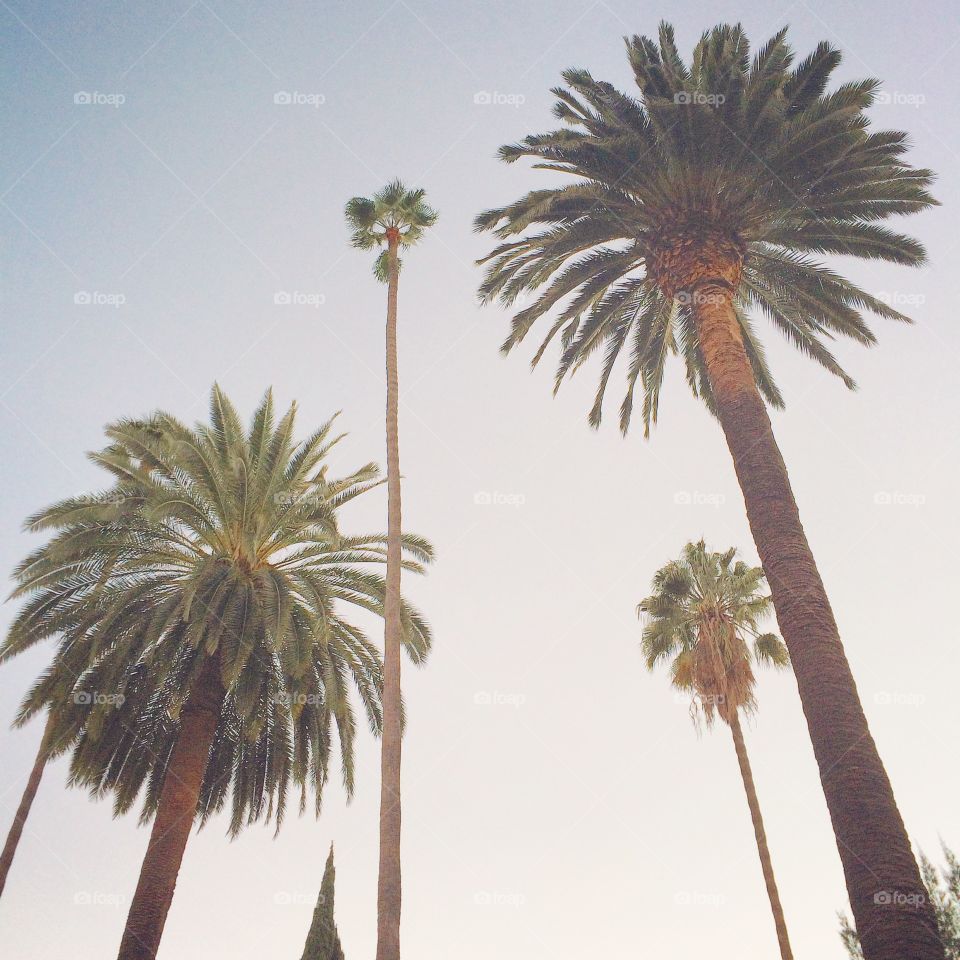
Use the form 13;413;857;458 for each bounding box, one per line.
0;713;53;898
116;658;224;960
376;233;403;960
690;279;942;960
729;710;793;960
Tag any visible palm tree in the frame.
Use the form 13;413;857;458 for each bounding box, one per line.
0;386;433;960
640;541;793;959
345;180;438;960
474;23;940;959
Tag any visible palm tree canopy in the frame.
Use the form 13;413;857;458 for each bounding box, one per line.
638;540;788;726
345;179;438;281
0;386;433;835
475;22;937;434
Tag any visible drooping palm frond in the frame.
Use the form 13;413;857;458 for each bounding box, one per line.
476;22;936;435
1;386;434;834
638;540;789;727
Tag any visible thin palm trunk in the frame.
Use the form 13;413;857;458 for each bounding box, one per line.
0;713;52;898
729;710;793;960
691;279;942;960
376;232;403;960
116;658;224;960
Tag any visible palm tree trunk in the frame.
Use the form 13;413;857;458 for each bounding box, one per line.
376;232;403;960
0;713;53;898
691;279;943;960
116;657;224;960
729;710;793;960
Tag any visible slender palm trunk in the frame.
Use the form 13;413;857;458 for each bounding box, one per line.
116;658;224;960
376;232;403;960
0;713;53;898
729;710;793;960
690;278;942;960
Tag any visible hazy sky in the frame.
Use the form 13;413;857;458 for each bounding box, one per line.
1;2;958;958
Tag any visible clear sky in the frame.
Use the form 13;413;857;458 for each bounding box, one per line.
1;1;957;958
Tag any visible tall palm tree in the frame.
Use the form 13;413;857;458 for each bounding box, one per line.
639;541;793;959
0;386;433;960
474;24;940;959
345;180;437;960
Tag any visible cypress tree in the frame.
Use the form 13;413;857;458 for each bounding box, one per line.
300;845;345;960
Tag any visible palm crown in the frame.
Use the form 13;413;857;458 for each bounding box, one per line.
1;386;432;833
345;179;438;281
475;22;937;434
638;541;788;726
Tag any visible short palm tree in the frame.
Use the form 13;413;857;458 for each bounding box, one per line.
0;711;54;897
640;542;793;959
0;387;432;960
345;180;437;960
475;23;940;959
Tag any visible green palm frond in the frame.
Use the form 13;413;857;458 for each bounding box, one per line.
638;541;788;727
1;385;435;834
476;22;936;436
345;179;438;281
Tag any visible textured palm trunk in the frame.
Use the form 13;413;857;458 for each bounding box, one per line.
689;278;943;960
376;232;403;960
728;710;793;960
0;713;52;898
116;658;224;960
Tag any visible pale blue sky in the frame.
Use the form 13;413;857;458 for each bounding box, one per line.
1;2;958;959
